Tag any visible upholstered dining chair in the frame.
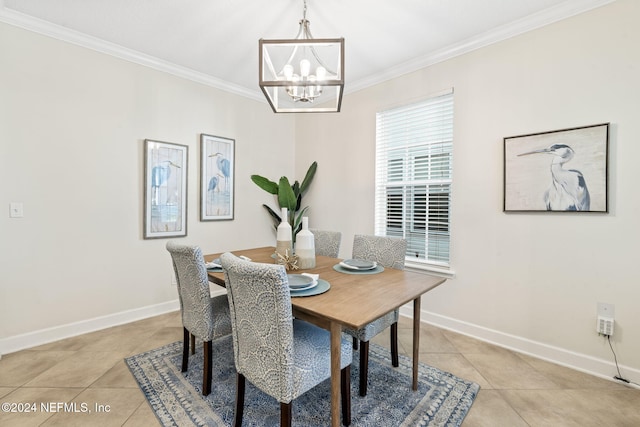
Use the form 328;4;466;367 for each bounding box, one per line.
343;234;407;396
166;241;232;396
220;252;352;427
309;229;342;258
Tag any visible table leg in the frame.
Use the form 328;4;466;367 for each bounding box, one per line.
412;297;421;390
330;321;341;427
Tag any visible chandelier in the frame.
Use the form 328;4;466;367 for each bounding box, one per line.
259;0;344;113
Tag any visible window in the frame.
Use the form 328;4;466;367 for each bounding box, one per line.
375;90;453;267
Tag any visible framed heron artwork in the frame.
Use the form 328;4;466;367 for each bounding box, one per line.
200;133;235;221
143;139;188;239
504;123;609;213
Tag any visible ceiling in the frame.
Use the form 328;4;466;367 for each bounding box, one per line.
0;0;614;102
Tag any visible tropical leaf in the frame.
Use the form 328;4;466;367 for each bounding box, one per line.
277;177;297;213
295;194;302;212
294;206;309;232
251;175;279;194
299;161;317;194
263;204;281;223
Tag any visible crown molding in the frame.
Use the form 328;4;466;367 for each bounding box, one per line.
0;6;265;102
346;0;617;94
1;0;616;100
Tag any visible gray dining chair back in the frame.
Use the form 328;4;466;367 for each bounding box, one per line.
166;241;232;396
352;234;407;270
309;229;342;258
220;252;352;427
344;234;407;396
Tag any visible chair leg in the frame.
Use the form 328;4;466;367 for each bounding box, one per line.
352;336;358;350
341;365;351;426
233;373;246;427
391;322;399;367
280;402;292;427
181;327;189;372
359;341;369;397
203;340;212;396
190;333;196;355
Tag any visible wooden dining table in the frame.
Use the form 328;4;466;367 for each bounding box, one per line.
205;246;446;427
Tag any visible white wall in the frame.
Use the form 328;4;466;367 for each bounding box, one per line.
0;22;294;349
296;0;640;382
2;0;638;384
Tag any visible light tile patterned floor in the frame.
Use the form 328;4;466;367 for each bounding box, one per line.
1;312;638;426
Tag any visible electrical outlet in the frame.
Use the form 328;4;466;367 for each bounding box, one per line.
597;316;614;336
596;302;615;336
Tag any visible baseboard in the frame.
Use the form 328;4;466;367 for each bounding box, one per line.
4;296;637;388
399;306;640;388
0;300;181;356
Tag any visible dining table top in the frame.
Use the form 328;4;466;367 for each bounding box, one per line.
205;246;447;331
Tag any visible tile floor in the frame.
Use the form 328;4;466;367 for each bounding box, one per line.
1;312;639;426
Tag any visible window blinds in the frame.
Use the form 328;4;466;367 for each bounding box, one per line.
375;90;454;266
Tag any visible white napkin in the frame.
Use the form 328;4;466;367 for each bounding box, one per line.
205;261;222;269
301;273;319;284
239;255;252;261
339;260;377;270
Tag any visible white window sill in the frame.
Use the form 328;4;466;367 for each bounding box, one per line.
405;260;455;279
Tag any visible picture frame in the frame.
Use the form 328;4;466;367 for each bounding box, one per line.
504;123;609;212
200;134;235;221
143;139;188;239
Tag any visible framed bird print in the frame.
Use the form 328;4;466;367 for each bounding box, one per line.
143;139;188;239
200;134;235;221
504;123;609;212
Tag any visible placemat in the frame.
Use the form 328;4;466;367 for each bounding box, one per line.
290;279;331;297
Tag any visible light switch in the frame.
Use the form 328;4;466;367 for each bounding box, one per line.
10;202;24;218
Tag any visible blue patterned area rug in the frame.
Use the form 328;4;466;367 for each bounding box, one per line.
126;335;479;426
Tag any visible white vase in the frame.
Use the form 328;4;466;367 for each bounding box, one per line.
296;217;316;269
276;207;292;259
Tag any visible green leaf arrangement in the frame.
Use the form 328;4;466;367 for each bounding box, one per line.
250;161;317;241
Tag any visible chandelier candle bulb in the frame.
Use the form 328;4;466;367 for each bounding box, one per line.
283;64;294;80
300;59;311;77
296;217;316;269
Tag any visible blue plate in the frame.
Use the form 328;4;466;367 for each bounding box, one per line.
287;274;314;289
